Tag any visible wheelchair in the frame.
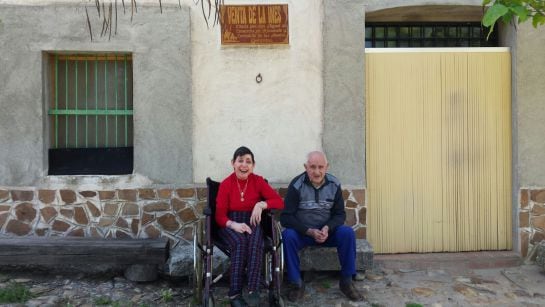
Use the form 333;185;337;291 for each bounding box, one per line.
193;177;285;307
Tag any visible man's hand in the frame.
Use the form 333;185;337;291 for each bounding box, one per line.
250;201;267;226
320;225;329;241
229;221;252;234
306;227;328;243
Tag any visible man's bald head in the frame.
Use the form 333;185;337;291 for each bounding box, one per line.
306;151;328;165
304;151;329;187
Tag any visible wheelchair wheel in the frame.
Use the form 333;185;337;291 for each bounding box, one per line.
268;291;285;307
265;220;284;306
205;295;215;307
274;220;284;284
192;218;205;305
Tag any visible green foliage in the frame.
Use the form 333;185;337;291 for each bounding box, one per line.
483;3;509;27
91;297;138;307
94;296;113;305
321;281;332;289
0;282;33;304
160;288;173;303
483;0;545;38
406;303;423;307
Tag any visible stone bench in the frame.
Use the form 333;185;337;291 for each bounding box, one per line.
299;239;373;272
170;239;373;278
0;237;169;281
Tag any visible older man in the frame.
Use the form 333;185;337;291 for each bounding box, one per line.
280;151;364;302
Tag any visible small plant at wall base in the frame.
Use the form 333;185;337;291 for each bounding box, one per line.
160;288;174;303
482;0;545;38
0;282;33;304
93;296;113;305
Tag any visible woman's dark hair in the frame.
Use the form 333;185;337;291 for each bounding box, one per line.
232;146;255;163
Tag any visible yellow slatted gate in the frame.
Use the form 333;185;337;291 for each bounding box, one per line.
366;48;512;253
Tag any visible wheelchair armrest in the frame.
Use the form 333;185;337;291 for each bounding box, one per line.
264;208;282;218
261;209;283;245
261;209;282;231
262;208;278;218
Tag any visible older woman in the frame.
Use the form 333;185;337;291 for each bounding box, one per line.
215;146;284;307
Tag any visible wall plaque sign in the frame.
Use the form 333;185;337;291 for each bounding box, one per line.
220;4;289;45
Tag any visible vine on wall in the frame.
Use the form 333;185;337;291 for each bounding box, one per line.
84;0;223;40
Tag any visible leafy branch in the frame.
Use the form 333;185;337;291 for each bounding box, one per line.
482;0;545;38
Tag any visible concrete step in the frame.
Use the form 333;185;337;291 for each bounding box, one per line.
299;239;373;271
171;239;374;277
374;250;521;272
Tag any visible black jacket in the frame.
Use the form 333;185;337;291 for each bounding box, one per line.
280;172;346;236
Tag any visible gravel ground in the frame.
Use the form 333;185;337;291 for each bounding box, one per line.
1;264;545;306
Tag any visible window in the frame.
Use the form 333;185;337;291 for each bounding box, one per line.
365;23;498;48
48;53;133;175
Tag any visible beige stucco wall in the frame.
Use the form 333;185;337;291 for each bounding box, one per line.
187;0;323;184
363;0;481;11
0;0;323;186
0;0;193;186
4;0;545;189
515;23;545;187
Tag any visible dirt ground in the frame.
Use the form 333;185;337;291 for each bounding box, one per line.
1;264;544;306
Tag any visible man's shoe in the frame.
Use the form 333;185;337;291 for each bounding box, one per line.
230;294;249;307
247;291;260;307
353;272;366;281
287;282;305;302
339;281;364;301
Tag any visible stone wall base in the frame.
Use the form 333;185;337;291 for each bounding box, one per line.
0;185;367;275
519;189;545;258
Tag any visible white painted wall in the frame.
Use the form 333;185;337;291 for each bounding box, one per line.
188;0;323;184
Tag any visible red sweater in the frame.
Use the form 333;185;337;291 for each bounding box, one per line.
215;173;284;227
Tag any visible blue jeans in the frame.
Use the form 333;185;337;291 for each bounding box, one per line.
282;225;357;284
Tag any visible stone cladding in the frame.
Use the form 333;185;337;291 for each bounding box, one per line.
519;188;545;258
0;186;367;249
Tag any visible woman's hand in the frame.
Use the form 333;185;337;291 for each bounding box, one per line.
250;201;267;226
229;221;252;234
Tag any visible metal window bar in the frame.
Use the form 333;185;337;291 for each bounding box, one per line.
54;55;59;148
115;59;118;147
124;55;128;147
95;55;98;147
365;23;498;48
75;60;78;146
85;60;88;147
104;58;108;147
65;59;68;147
49;54;133;149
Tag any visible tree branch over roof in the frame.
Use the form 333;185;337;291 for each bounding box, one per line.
84;0;223;41
482;0;545;39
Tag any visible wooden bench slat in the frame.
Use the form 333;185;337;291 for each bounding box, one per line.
0;237;169;266
0;255;163;266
